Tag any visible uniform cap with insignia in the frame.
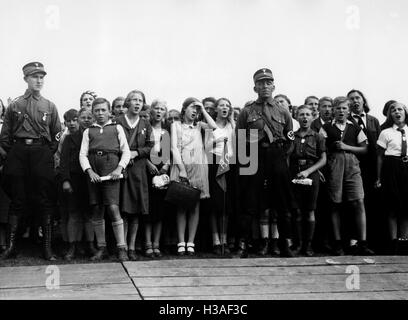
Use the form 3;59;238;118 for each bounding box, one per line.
253;68;274;83
22;62;47;77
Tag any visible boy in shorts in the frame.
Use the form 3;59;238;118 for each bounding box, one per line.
79;98;131;261
319;97;374;256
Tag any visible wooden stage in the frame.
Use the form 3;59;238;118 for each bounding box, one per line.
0;256;407;300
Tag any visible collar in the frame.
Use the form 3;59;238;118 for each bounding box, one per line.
331;119;354;126
125;114;140;128
23;89;41;100
392;124;408;131
92;119;113;128
295;128;314;137
182;122;195;129
320;117;331;125
351;112;366;118
255;97;275;106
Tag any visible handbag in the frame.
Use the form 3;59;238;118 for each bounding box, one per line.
164;177;201;210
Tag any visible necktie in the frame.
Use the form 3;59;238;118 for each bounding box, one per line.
354;114;366;132
397;128;407;157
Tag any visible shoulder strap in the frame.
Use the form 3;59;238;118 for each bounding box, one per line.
22;109;43;138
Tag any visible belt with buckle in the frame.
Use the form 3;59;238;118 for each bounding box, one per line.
14;138;44;145
386;155;408;163
260;140;284;149
89;150;119;156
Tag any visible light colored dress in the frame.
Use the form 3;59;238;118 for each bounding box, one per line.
170;121;210;199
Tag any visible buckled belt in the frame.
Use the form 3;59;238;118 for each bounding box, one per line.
387;155;408;163
297;159;315;166
14;138;44;146
260;141;284;149
89;150;119;156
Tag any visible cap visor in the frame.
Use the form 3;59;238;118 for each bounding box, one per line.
26;70;47;76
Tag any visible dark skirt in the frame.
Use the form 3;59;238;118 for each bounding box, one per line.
381;156;408;216
148;184;168;222
66;173;89;214
120;158;149;215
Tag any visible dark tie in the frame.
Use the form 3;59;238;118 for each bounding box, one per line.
397;128;407;157
354;115;366;132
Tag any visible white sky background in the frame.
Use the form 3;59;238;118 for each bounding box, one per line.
1;0;407;122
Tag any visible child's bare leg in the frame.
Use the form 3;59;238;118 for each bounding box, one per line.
350;199;367;241
331;203;342;241
127;215;139;251
187;202;200;244
153;220;162;249
176;208;187;244
210;211;220;246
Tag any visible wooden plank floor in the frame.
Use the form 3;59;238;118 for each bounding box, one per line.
0;263;141;300
0;256;407;299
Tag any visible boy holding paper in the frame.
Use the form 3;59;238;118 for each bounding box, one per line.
289;105;326;256
79;97;130;261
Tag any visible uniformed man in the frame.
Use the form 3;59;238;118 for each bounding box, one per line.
0;62;61;260
235;68;295;258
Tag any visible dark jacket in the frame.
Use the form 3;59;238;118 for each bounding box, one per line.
60;130;84;183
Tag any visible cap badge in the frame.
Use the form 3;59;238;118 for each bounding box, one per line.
262;68;266;74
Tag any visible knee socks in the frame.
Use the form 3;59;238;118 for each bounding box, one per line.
112;219;126;248
92;219;106;248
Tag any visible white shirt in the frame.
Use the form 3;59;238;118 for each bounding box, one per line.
207;122;234;158
152;127;163;153
377;124;408;156
292;118;300;131
79;120;131;172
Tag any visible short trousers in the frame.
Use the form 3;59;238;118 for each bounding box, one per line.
327;152;364;203
88;179;120;206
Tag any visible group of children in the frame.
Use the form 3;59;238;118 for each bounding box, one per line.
1;90;408;261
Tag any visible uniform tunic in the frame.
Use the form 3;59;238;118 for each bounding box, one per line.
0;89;61;219
290;128;326;210
235;97;294;240
0;89;61;152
